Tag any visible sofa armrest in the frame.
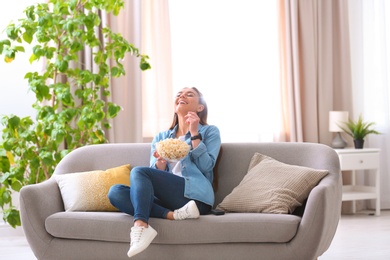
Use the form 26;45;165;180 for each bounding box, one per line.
289;149;342;259
19;178;64;258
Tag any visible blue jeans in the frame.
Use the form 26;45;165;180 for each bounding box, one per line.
107;166;211;223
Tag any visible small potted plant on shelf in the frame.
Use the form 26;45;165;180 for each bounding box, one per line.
339;114;380;149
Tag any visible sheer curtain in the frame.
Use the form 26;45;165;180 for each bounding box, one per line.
106;1;142;143
141;0;173;140
277;0;353;144
107;0;172;142
348;0;390;209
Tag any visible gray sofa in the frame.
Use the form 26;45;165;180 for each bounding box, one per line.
20;142;342;260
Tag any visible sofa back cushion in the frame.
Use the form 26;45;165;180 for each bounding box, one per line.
54;142;338;214
213;142;338;207
54;143;151;175
216;153;328;213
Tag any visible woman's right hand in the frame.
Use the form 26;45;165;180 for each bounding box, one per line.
153;150;167;170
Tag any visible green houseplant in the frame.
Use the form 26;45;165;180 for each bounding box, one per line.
0;0;150;228
339;114;380;149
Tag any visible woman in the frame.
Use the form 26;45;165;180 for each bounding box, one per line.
108;87;221;258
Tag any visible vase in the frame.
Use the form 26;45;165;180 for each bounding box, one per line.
354;139;364;149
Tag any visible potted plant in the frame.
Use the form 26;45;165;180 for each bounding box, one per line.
339;114;380;149
0;0;150;228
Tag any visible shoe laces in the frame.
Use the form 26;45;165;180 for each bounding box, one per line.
175;205;189;220
130;227;145;246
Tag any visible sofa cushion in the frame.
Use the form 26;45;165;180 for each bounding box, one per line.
55;164;130;211
217;153;328;214
45;211;301;244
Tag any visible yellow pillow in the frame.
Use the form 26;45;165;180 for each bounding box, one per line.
55;164;130;211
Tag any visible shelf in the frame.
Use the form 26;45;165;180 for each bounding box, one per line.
342;192;377;201
335;148;381;216
342;185;377;201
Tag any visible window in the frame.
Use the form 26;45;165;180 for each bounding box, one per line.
0;1;40;137
169;0;281;142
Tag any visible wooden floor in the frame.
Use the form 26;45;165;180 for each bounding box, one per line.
1;210;389;260
0;225;35;260
319;209;390;260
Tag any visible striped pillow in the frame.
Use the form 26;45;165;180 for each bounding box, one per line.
217;153;328;214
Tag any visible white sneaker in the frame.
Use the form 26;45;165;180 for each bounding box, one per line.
173;200;200;220
127;225;157;258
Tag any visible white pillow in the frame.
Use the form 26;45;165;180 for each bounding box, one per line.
217;153;328;214
55;164;130;211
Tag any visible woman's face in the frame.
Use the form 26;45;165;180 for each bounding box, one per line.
174;88;204;115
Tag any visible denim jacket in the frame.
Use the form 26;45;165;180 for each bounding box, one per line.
150;124;221;206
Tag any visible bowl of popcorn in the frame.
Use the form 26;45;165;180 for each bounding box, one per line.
156;138;190;162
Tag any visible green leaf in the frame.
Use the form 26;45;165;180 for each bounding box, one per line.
11;179;22;192
94;129;106;142
22;31;33;44
80;70;93;82
57;60;69;73
140;56;151;71
25;5;35;20
14;46;25;52
111;66;120;77
0;155;11;173
6;25;19;40
40;151;53;165
4;49;16;63
107;103;121;119
0;187;5;207
0;171;11;184
8;116;20;128
29;53;38;64
1;189;11;204
2;208;21;228
35;84;50;101
52;129;65;144
0;39;11;46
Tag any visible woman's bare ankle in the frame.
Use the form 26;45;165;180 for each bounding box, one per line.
166;211;174;220
134;220;148;228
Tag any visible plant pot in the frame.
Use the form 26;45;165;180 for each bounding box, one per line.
354;139;364;149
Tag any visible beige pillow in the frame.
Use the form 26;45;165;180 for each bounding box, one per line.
217;153;328;214
55;164;131;211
